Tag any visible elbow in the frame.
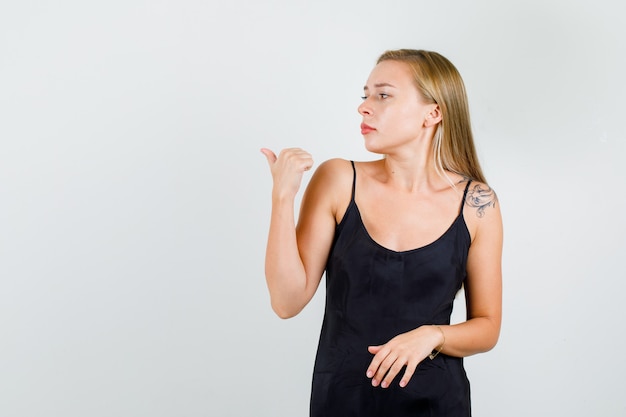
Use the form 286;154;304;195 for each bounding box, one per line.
271;300;303;319
480;321;501;352
467;316;500;354
273;307;297;320
481;335;499;353
467;334;498;356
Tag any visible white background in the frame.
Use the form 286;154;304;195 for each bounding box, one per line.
1;1;625;416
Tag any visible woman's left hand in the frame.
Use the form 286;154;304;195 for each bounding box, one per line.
366;325;443;388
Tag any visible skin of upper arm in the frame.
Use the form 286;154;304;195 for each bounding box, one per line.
295;159;352;301
463;184;503;350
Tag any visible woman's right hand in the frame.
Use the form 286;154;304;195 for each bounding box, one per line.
260;148;314;200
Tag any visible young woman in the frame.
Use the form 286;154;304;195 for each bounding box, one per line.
261;49;502;416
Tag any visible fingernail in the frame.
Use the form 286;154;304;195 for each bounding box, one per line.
399;380;407;388
366;371;373;378
371;379;378;386
381;381;388;388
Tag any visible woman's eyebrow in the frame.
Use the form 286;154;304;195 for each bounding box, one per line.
363;83;396;91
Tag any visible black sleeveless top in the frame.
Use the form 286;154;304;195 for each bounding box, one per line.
310;161;472;416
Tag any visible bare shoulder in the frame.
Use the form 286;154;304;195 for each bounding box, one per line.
304;158;354;221
315;157;353;176
463;180;499;219
462;180;502;243
308;158;354;191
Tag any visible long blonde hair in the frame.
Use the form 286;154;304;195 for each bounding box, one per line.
377;49;486;183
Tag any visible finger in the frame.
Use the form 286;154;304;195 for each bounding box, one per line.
260;148;277;165
399;360;419;388
367;345;382;354
381;356;409;389
291;150;314;172
374;353;398;388
300;158;313;172
277;148;314;172
366;345;384;379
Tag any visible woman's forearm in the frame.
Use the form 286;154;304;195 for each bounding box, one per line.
435;316;501;358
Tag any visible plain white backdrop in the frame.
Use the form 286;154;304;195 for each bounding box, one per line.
1;0;625;416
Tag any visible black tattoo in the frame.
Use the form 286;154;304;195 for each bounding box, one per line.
466;183;498;218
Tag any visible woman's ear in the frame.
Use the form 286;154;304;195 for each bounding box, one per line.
424;105;442;127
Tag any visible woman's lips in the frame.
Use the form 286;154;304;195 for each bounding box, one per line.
361;123;376;135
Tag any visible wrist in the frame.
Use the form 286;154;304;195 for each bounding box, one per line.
428;325;446;360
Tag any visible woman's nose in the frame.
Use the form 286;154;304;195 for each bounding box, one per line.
358;100;371;116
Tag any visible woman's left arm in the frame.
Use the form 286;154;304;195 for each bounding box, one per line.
435;183;503;356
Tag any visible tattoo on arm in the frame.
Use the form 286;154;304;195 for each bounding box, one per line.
466;184;498;218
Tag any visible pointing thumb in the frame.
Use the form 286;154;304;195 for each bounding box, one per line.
260;148;277;165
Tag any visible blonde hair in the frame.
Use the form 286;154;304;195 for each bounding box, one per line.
377;49;486;183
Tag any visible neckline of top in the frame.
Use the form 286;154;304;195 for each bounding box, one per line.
348;200;467;255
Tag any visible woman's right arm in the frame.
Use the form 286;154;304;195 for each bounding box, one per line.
261;148;345;318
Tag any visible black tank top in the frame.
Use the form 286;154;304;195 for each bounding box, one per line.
310;161;473;416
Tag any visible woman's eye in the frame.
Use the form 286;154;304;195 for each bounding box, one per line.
361;93;389;100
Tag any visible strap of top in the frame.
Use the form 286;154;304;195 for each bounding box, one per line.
460;180;472;215
350;160;356;202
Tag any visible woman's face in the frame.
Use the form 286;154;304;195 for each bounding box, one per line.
358;60;436;154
